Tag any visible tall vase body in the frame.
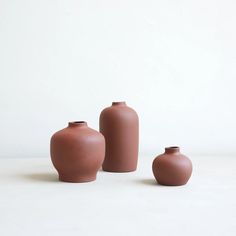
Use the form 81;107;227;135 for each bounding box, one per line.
99;102;139;172
152;147;192;186
50;121;105;183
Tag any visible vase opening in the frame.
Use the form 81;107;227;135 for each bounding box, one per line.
69;121;87;127
165;146;180;154
112;101;126;106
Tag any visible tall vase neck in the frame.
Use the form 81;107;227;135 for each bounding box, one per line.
68;121;87;128
112;101;126;106
165;146;180;154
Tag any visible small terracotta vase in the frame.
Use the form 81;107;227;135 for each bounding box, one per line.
99;102;139;172
152;147;192;186
50;121;105;183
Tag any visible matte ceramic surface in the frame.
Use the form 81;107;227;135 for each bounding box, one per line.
50;121;105;183
1;156;236;236
152;147;192;186
99;102;139;172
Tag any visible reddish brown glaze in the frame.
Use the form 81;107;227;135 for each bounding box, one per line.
99;102;139;172
152;147;192;186
50;121;105;183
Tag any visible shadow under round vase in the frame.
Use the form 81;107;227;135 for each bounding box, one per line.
152;147;192;186
50;121;105;183
99;102;139;172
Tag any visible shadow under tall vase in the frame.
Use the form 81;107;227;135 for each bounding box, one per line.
99;102;139;172
152;146;192;186
50;121;105;183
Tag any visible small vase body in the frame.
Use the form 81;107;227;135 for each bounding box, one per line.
50;121;105;183
152;147;192;186
99;102;139;172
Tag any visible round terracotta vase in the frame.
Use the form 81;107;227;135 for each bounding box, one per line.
152;147;192;186
99;102;139;172
50;121;105;183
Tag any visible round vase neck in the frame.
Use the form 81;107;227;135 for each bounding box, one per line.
112;101;126;106
69;121;87;127
165;146;180;154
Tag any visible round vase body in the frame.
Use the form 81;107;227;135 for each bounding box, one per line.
152;147;192;186
99;102;139;172
50;121;105;183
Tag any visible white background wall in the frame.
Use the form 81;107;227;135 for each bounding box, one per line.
0;0;236;158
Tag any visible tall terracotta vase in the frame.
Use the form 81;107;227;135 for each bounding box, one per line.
50;121;105;183
152;147;192;186
99;102;139;172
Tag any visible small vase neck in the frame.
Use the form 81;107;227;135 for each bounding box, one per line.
165;146;180;154
112;101;126;106
68;121;87;128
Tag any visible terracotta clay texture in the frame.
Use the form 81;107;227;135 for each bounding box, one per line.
152;147;192;186
99;102;139;172
50;121;105;183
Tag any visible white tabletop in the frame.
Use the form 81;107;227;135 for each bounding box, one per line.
0;155;236;236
